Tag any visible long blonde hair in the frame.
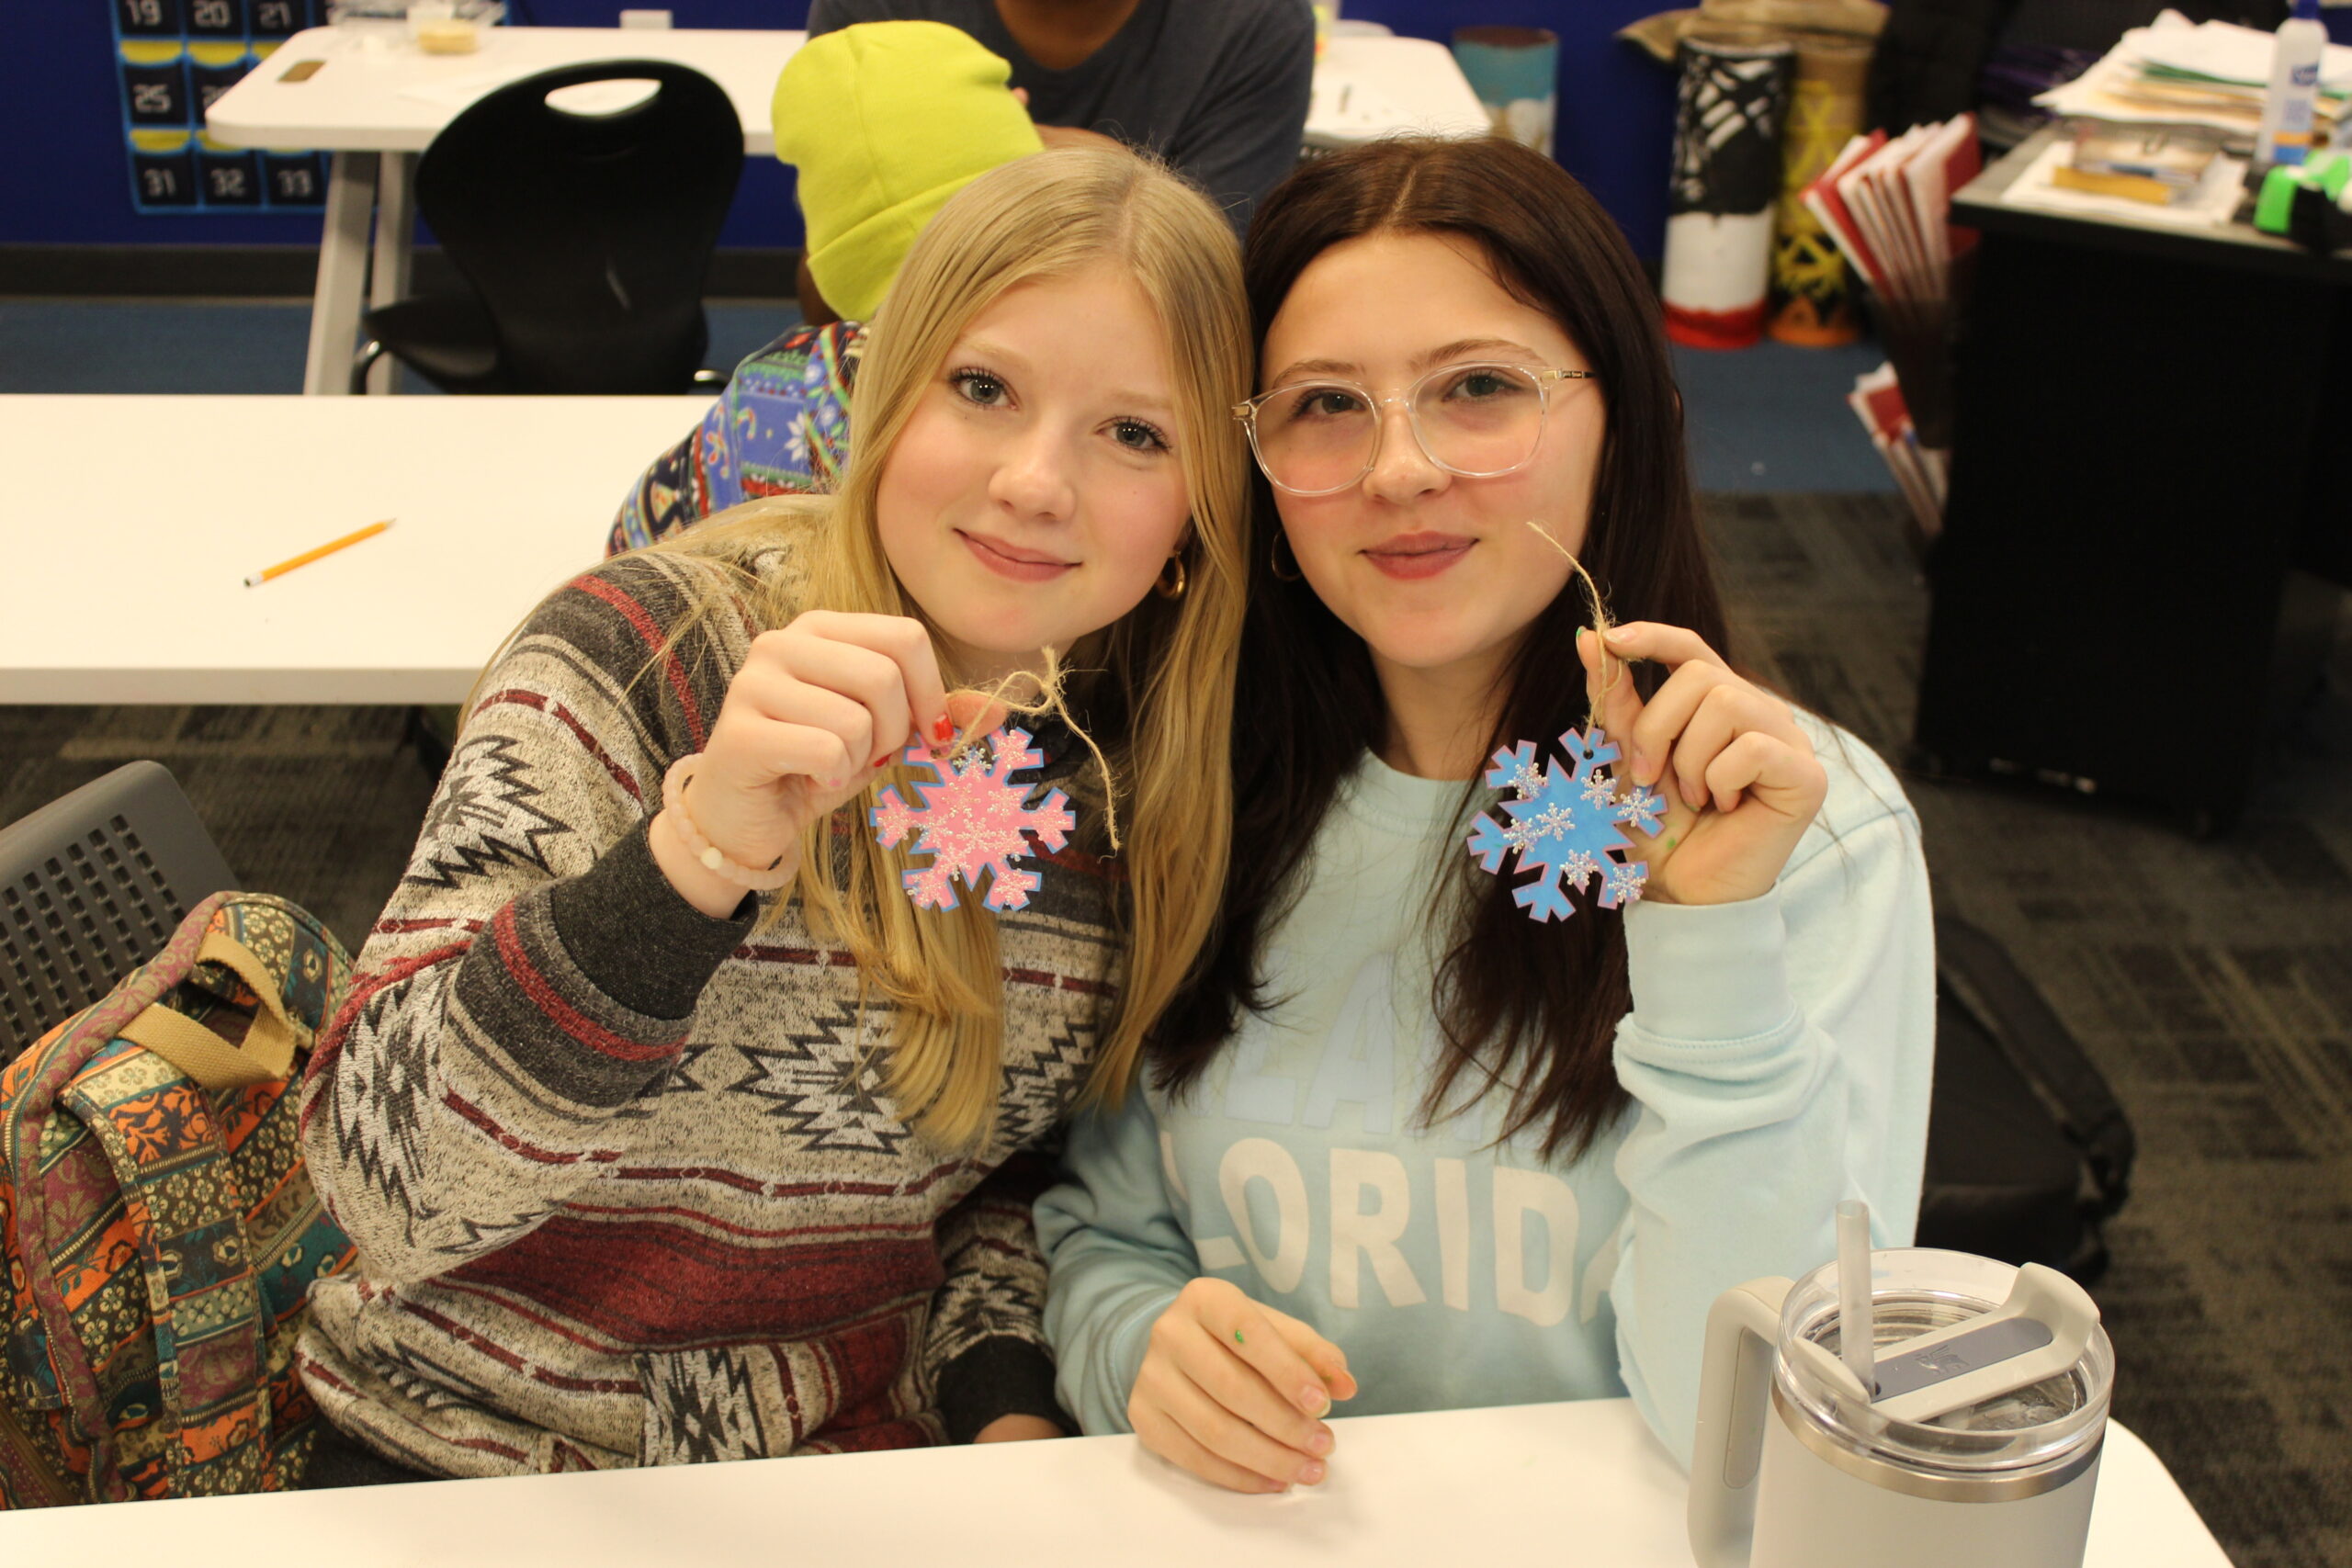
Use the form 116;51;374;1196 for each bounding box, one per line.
652;147;1250;1151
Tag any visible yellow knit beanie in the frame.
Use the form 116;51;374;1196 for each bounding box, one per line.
773;21;1045;322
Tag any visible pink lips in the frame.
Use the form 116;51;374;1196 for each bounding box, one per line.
958;529;1076;584
1363;531;1474;581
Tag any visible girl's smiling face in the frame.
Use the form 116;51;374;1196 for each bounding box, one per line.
1259;230;1607;694
876;262;1192;682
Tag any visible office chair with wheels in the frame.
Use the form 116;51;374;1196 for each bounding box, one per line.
356;60;744;394
0;761;237;1059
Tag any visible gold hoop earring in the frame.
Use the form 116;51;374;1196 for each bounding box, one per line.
1270;532;1304;583
1154;551;1188;600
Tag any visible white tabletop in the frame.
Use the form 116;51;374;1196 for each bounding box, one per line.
207;26;1485;157
1305;34;1492;145
0;1400;2227;1566
0;394;712;705
206;27;801;154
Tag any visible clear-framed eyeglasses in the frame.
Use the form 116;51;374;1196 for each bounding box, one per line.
1233;362;1600;498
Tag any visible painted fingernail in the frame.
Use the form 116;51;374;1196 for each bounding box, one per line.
1299;1461;1327;1484
871;754;890;770
931;716;955;744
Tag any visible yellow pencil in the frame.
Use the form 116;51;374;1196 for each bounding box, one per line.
243;519;393;587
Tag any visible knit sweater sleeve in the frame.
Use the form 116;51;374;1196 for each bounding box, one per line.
1607;730;1936;1467
607;321;865;556
300;554;755;1288
925;1149;1073;1441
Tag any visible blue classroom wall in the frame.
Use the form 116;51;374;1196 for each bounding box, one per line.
6;1;1683;260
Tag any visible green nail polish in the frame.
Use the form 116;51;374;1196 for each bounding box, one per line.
1235;1329;1246;1345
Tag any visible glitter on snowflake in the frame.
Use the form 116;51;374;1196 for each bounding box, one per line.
1464;724;1665;922
1613;787;1666;837
1600;858;1649;909
870;726;1076;912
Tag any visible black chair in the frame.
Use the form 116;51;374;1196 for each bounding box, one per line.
356;60;744;395
0;762;237;1059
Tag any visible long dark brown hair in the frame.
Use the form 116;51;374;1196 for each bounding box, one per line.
1150;136;1731;1161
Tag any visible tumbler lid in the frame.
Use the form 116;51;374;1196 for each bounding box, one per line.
1775;1250;2112;1494
1864;1263;2099;1426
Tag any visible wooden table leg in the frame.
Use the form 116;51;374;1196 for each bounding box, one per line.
301;150;379;397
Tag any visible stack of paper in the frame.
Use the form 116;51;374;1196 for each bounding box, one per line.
1802;113;1979;529
2034;8;2351;151
1848;365;1945;542
1802;115;1981;310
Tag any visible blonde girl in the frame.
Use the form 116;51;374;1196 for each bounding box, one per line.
295;146;1250;1483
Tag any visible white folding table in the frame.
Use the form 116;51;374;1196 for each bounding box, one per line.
202;27;1491;398
0;1399;2230;1566
0;393;713;705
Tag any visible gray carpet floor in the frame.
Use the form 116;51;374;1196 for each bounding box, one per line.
2;491;2346;1563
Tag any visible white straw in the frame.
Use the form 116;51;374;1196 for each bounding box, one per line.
1837;1199;1876;1396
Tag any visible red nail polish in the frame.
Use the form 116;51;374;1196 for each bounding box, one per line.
932;716;955;744
872;754;889;770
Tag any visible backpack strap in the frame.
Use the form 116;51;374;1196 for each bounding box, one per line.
0;891;232;1504
1935;913;2137;1216
63;1051;270;1499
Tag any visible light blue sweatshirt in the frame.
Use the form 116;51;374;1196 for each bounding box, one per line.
1036;714;1934;1465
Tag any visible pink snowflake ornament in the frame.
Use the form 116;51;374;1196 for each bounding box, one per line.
870;725;1076;912
1465;724;1665;922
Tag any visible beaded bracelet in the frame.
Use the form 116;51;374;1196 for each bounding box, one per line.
659;755;797;892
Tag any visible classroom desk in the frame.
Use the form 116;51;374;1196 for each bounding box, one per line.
205;28;1489;399
0;1398;2229;1566
0;393;711;705
1917;128;2351;832
1304;34;1491;148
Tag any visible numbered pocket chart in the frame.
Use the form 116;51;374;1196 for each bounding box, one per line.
114;0;327;211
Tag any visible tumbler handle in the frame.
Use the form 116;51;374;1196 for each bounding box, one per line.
1688;1276;1793;1568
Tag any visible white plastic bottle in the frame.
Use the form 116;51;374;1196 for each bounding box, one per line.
2256;0;2328;168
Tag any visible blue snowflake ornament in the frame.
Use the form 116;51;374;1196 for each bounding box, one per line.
1465;725;1665;922
870;726;1076;912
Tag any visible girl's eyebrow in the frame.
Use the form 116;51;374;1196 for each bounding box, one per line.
1105;387;1177;414
955;337;1174;412
1264;337;1549;389
955;335;1028;371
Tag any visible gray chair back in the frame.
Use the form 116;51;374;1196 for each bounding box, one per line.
0;761;236;1058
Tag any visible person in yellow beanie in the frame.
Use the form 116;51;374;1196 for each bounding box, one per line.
612;21;1047;554
777;20;1044;324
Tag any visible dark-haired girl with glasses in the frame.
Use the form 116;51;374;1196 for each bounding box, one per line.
1037;136;1934;1494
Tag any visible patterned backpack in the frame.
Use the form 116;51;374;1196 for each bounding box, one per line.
0;892;355;1506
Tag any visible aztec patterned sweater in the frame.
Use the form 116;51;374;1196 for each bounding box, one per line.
607;321;865;556
296;542;1118;1476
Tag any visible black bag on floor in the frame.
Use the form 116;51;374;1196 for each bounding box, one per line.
1916;914;2135;1282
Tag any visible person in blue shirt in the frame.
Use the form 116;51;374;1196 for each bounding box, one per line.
1036;136;1935;1493
807;0;1313;233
